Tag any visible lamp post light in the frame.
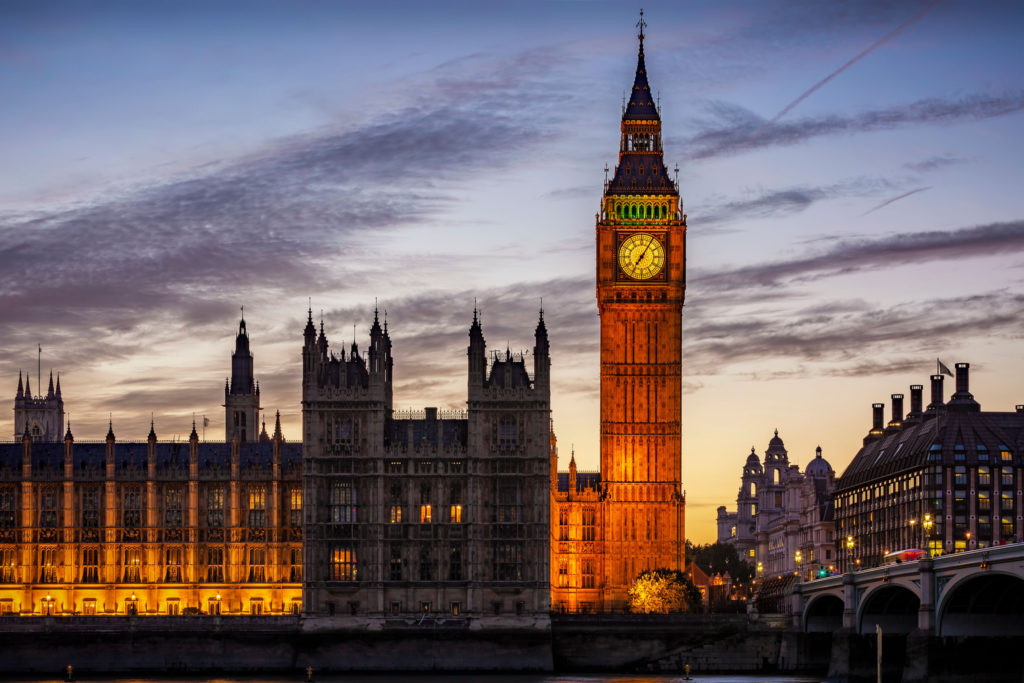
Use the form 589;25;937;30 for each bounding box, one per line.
909;518;917;548
794;550;802;579
923;514;934;556
966;531;972;550
845;535;855;571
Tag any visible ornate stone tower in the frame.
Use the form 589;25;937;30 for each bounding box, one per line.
224;314;260;443
595;15;686;607
13;368;64;441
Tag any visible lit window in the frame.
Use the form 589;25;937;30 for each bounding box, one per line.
420;505;432;524
450;504;462;523
389;505;403;523
330;546;356;581
330;482;356;523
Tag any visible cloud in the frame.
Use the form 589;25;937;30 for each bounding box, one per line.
684;91;1024;159
903;155;968;173
684;290;1024;377
696;177;894;226
0;46;576;381
692;220;1024;292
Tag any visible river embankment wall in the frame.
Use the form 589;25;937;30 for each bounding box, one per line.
2;614;1021;680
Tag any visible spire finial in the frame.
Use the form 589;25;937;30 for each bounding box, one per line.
636;8;646;52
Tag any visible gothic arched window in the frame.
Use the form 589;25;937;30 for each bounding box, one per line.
498;415;517;449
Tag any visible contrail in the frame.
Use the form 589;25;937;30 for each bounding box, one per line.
750;1;941;141
861;187;930;216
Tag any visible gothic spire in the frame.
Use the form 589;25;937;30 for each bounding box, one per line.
624;9;658;122
190;418;199;441
55;373;61;399
106;417;115;441
23;373;30;400
304;302;317;347
259;416;270;442
148;417;157;442
16;370;23;399
47;370;54;399
65;420;73;441
605;13;675;197
273;410;283;441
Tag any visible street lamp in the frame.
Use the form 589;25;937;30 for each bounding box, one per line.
922;514;934;556
845;535;855;571
966;531;972;550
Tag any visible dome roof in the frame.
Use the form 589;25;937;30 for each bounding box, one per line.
743;446;762;473
805;446;834;478
768;428;784;449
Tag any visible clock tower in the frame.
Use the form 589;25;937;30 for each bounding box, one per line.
596;16;686;607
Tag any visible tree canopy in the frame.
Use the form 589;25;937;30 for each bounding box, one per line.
627;568;703;614
686;541;754;584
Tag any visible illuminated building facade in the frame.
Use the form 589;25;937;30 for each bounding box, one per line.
552;19;686;612
0;317;302;616
835;364;1024;571
716;432;836;580
301;307;551;620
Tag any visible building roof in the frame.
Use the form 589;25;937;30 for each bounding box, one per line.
837;405;1024;491
556;470;601;493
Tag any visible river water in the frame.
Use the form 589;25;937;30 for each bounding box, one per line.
5;676;823;683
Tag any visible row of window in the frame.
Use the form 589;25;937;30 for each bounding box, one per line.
8;597;301;617
0;486;302;530
0;546;301;584
328;542;524;583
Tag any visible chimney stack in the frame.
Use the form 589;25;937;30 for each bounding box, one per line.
909;385;924;416
872;403;884;432
955;362;970;395
949;362;980;411
928;374;944;411
888;394;904;428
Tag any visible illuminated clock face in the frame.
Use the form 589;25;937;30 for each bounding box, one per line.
618;233;665;280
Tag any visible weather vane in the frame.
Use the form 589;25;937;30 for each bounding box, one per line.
636;8;646;43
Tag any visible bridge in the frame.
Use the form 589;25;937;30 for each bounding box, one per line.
794;543;1024;636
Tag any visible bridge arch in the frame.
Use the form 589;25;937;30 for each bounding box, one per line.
804;593;843;633
858;583;919;635
938;572;1024;636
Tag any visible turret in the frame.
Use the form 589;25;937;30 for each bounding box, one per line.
273;410;284;442
568;449;578;495
189;418;199;443
467;305;486;388
224;313;261;443
533;306;550;390
230;315;255;395
148;418;157;444
106;418;115;443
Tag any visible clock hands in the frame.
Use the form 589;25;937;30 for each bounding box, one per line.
634;236;653;267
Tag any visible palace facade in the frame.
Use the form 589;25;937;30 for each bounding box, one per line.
301;307;551;619
716;432;836;581
0;318;302;616
551;21;686;612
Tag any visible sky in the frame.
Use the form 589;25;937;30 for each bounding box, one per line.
1;0;1023;543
